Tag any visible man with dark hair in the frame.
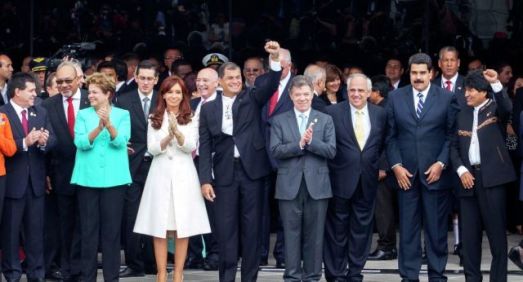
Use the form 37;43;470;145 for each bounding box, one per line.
112;59;128;95
120;53;140;93
451;69;514;282
385;58;405;90
96;61;117;83
171;59;193;79
368;74;398;261
1;72;56;282
387;53;459;281
433;46;466;108
116;60;159;278
199;41;281;281
0;54;14;105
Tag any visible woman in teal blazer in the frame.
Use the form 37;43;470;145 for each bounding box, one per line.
71;72;131;282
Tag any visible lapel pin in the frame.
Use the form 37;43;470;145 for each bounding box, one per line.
30;112;36;117
309;118;318;129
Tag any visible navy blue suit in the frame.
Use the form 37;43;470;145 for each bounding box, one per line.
258;73;293;264
433;75;466;109
386;84;459;281
323;102;387;281
1;102;56;281
199;69;280;281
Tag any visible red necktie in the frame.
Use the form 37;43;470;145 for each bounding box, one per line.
21;110;28;136
445;80;452;91
268;90;279;116
67;97;75;137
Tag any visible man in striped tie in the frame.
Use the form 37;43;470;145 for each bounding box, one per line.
386;53;459;282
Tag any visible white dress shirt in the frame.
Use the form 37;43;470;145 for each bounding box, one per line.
441;73;459;92
63;88;81;120
195;92;217;117
412;84;431;113
0;84;7;103
457;99;490;177
221;95;239;157
277;71;291;100
350;103;371;147
138;90;153;118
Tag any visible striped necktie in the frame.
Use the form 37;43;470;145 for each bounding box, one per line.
416;92;424;119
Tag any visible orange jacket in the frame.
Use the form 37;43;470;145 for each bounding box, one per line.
0;113;16;175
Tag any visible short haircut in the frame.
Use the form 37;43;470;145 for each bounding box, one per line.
408;53;433;70
303;64;326;83
386;57;404;68
171;59;192;73
218;62;241;78
86;72;116;100
439;46;460;59
135;60;159;77
8;72;37;98
46;72;57;88
464;70;491;96
96;60;116;72
371;75;391;98
56;61;78;76
325;64;343;83
346;73;372;91
288;75;313;93
113;59;128;81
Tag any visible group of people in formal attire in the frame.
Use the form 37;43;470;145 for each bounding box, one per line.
0;39;520;282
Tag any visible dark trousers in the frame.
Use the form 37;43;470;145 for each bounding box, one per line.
324;181;376;282
187;156;219;263
397;175;450;282
461;168;507;282
260;172;285;263
374;179;397;250
77;186;126;282
279;179;328;282
56;193;82;278
44;192;61;274
123;160;155;272
213;160;263;282
1;183;45;280
0;176;5;224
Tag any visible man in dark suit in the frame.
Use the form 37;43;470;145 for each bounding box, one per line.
0;54;14;105
433;46;466;108
323;73;387;282
1;72;56;282
198;41;281;282
185;67;220;271
450;70;514;282
258;47;294;268
42;61;89;282
367;75;398;261
270;75;336;281
387;53;459;282
115;60;159;277
303;64;328;113
385;57;407;90
118;53;140;95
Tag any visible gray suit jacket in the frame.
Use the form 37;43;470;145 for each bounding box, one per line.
270;109;336;200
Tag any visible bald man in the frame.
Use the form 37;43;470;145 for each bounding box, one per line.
0;54;14;105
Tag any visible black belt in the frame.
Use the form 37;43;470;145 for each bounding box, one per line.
143;156;153;162
471;164;481;170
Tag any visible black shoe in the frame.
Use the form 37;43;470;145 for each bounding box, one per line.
368;248;397;260
6;279;21;282
509;246;523;270
28;279;45;282
119;267;145;278
202;259;219;271
275;259;285;269
45;269;63;280
184;256;204;269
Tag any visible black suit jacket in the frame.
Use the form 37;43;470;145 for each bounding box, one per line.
42;90;89;195
450;94;516;195
325;102;387;199
199;69;281;186
1;103;56;199
114;90;158;177
433;75;466;108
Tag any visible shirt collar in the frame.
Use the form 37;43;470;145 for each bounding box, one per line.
349;103;369;115
63;88;81;102
202;92;217;103
10;100;26;114
443;73;459;86
138;90;153;101
474;99;490;111
294;107;311;119
412;83;431;97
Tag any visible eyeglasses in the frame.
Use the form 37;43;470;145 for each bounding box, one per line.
56;78;75;85
137;76;156;82
244;68;260;72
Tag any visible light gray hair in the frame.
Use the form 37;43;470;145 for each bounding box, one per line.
346;73;372;91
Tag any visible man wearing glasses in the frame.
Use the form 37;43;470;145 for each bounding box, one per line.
42;61;89;282
243;57;265;88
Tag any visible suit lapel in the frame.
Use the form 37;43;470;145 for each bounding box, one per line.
418;85;437;121
341;103;358;144
5;104;24;137
403;88;418;120
55;96;69;133
232;91;242;123
213;94;223;132
273;81;290;114
131;92;147;129
362;104;377;151
286;110;301;141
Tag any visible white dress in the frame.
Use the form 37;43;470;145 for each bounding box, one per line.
134;112;210;238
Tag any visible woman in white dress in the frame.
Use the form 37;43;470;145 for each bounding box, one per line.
134;76;210;282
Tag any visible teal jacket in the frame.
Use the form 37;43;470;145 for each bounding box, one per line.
71;106;132;188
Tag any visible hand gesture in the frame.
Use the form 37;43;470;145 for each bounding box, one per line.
424;162;443;184
483;69;499;84
264;41;280;61
393;165;413;190
97;106;110;127
37;127;50;146
25;127;41;147
168;113;178;137
201;183;216;202
460;171;475;189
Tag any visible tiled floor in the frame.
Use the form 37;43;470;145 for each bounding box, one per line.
7;232;523;281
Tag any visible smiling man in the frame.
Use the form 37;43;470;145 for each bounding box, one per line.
386;53;459;282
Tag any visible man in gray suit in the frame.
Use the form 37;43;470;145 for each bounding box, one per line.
270;75;336;281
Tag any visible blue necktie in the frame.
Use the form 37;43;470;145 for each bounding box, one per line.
299;113;307;135
416;93;424;119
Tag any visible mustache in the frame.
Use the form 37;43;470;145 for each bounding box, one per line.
413;80;424;84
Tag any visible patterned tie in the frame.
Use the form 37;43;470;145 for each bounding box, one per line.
416;92;424;119
268;90;278;116
445;80;452;91
143;97;150;121
298;113;307;136
21;109;28;136
67;97;75;137
355;110;365;150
